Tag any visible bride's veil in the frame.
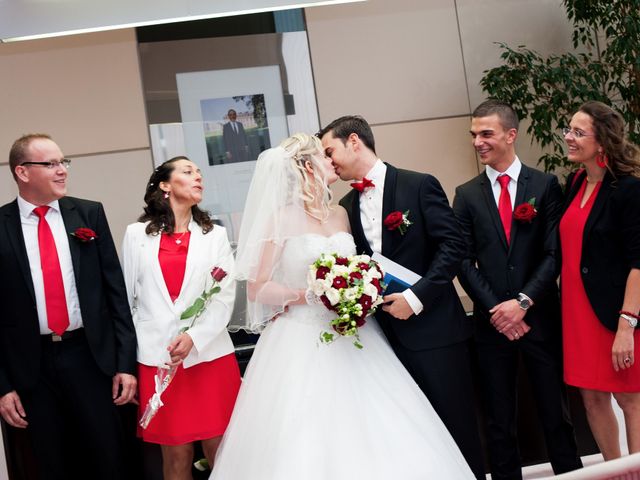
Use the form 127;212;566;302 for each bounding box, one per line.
230;134;332;332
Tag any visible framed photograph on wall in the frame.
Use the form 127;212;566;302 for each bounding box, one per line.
176;65;288;228
201;94;271;165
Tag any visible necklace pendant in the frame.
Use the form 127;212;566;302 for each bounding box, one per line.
175;239;182;244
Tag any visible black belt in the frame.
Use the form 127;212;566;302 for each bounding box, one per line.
41;328;85;343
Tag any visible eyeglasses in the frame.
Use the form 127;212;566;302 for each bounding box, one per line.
21;159;71;169
562;127;595;139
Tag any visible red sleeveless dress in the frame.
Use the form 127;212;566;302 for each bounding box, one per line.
137;232;241;445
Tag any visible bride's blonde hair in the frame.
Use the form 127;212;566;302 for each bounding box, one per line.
280;133;333;222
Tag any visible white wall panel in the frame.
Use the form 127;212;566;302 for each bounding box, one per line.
307;0;469;125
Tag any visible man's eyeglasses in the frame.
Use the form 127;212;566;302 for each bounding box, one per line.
562;127;595;139
21;159;71;169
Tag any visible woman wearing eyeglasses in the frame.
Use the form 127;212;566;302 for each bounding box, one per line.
560;101;640;459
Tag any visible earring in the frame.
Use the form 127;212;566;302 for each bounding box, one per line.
596;152;608;168
163;191;170;199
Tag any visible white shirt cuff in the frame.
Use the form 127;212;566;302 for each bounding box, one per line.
402;289;423;315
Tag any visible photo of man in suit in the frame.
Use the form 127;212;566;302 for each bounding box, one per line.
0;134;137;480
319;116;485;480
222;109;250;163
452;100;582;479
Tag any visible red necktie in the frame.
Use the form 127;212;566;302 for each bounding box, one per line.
350;177;375;193
33;206;70;335
497;175;512;245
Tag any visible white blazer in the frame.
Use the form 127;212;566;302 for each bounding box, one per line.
122;220;236;368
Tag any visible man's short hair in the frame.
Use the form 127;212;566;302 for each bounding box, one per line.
472;100;519;131
9;133;52;181
318;115;376;154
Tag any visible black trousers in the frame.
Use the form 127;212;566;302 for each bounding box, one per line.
475;337;582;480
389;338;486;480
18;331;126;480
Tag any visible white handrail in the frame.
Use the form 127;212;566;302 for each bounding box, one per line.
542;453;640;480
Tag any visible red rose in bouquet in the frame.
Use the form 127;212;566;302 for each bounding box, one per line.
335;256;349;266
332;277;347;289
316;266;331;279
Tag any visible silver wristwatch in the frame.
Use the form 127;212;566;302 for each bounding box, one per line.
517;293;532;311
620;313;639;328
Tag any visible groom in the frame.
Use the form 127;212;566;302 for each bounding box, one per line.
319;116;485;479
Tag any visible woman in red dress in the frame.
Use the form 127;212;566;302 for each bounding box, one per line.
560;101;640;460
122;156;241;479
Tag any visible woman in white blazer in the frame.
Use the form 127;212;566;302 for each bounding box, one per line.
122;156;241;479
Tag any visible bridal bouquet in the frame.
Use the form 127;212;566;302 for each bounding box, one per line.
139;266;228;429
307;253;385;349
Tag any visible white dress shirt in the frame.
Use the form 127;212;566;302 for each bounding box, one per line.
18;196;83;334
484;156;522;209
359;160;424;315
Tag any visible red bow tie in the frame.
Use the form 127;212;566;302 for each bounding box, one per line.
350;177;375;193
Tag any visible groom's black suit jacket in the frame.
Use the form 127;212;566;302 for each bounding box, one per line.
340;163;472;351
452;164;563;343
0;196;137;396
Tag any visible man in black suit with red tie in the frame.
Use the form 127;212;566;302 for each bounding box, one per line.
452;100;582;479
319;116;485;480
0;134;137;479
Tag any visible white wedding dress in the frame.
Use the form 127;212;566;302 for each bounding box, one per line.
210;232;474;479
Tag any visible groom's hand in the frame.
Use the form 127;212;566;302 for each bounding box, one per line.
382;293;413;320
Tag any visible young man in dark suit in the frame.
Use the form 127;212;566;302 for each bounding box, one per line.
0;134;137;479
319;116;485;480
452;100;582;479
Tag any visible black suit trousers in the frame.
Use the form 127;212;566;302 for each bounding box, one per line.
388;335;486;480
19;332;126;480
475;335;581;480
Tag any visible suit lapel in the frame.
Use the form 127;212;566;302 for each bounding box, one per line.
381;164;397;256
177;220;201;302
509;165;531;251
58;197;84;286
147;233;176;311
4;200;36;303
347;190;373;256
480;173;509;250
583;172;613;240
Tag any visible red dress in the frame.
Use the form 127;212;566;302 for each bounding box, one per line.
137;232;241;445
560;181;640;392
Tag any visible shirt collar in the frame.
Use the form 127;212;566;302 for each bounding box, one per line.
363;159;386;185
17;195;61;219
485;156;522;185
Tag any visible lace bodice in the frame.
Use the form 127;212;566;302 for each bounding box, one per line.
277;232;357;288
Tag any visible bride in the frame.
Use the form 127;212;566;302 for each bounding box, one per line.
210;133;474;479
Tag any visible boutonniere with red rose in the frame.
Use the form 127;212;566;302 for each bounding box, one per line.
70;227;98;242
513;198;537;223
384;210;412;235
